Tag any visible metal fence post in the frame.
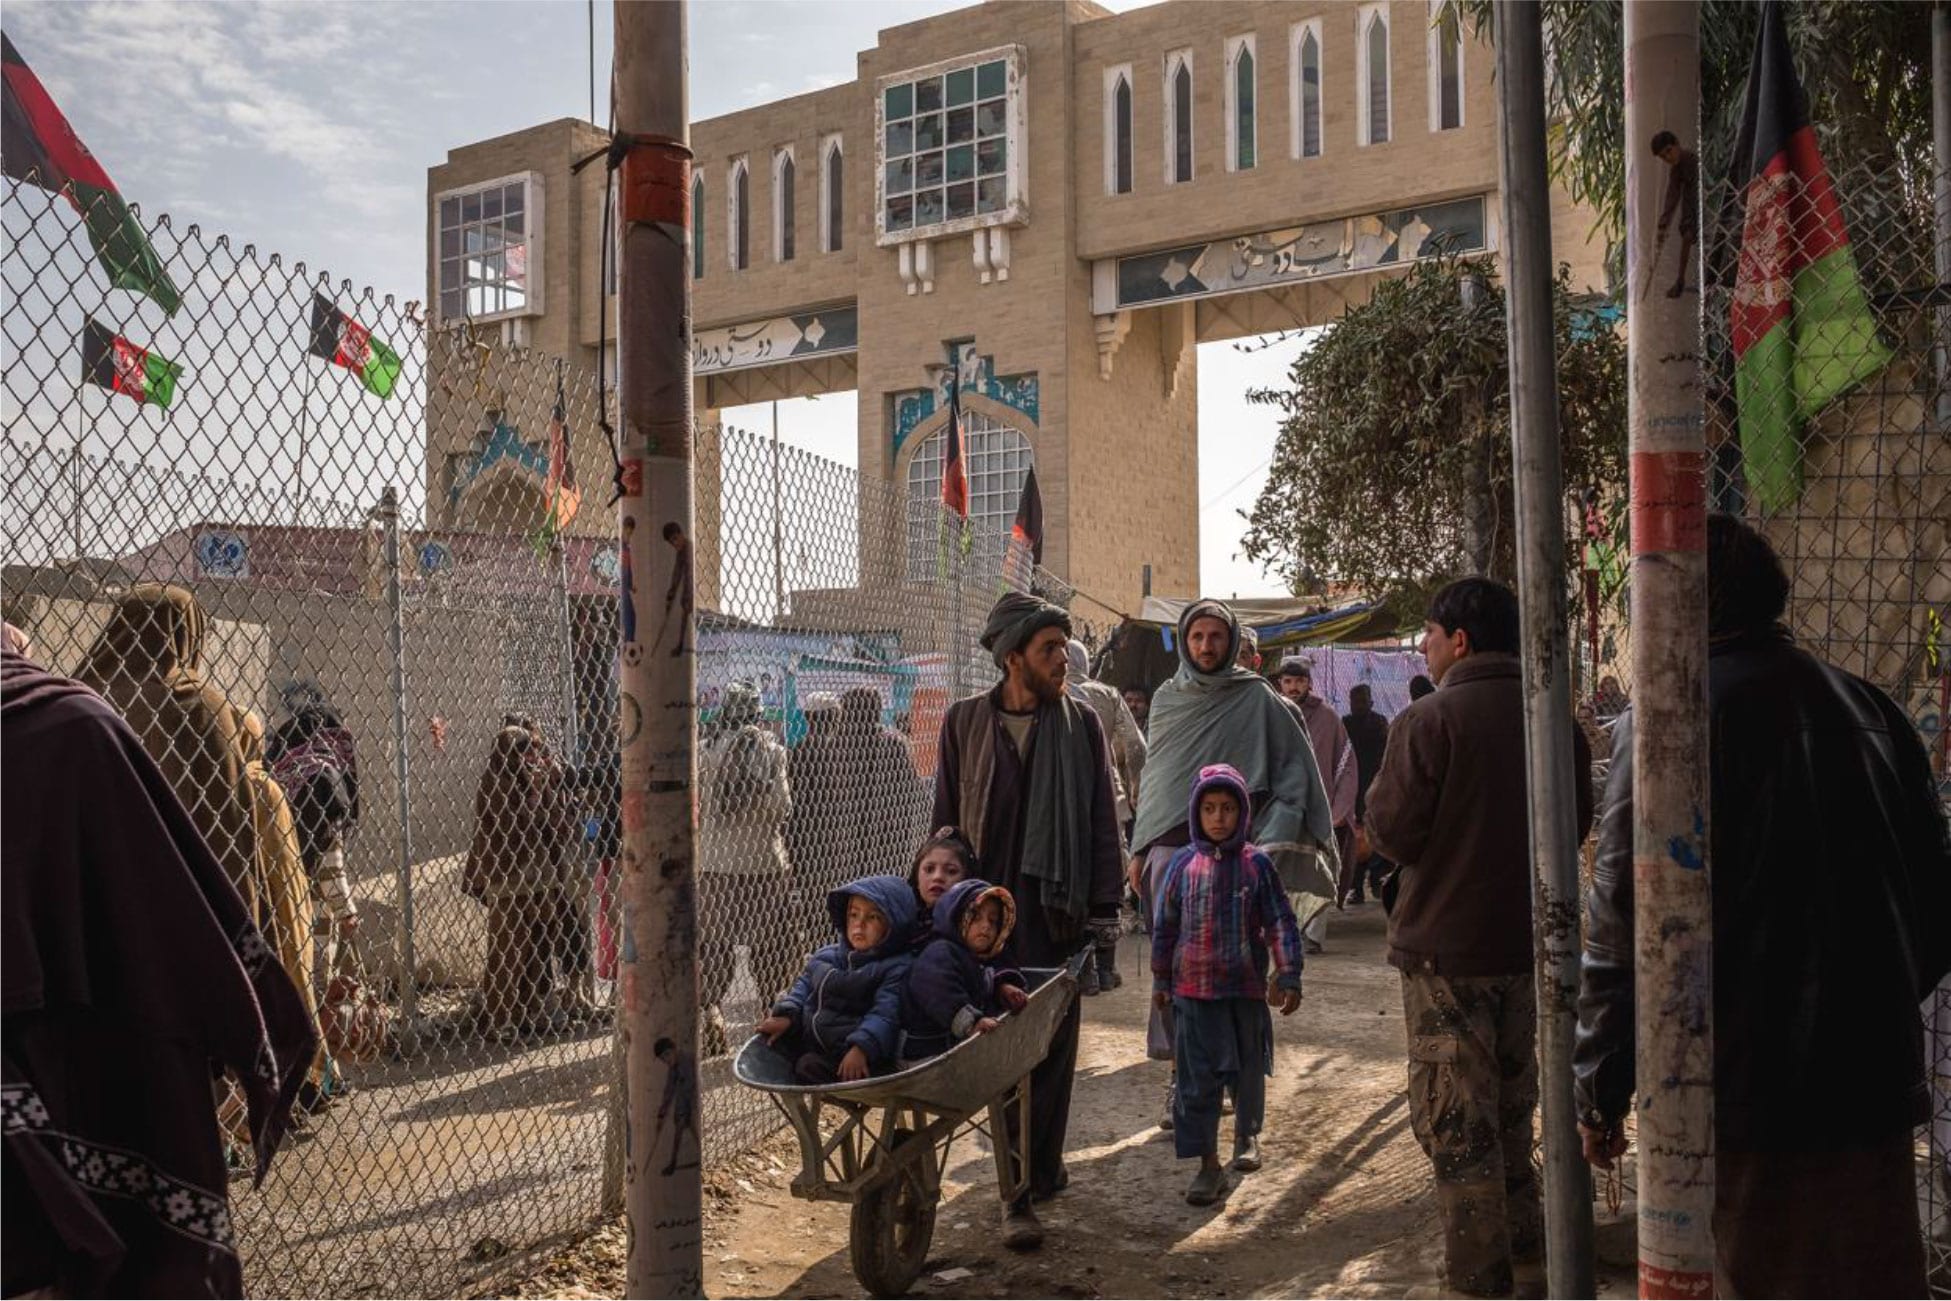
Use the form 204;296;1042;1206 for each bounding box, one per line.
614;2;704;1295
1624;3;1714;1293
1494;3;1596;1295
1933;3;1950;430
379;485;420;1056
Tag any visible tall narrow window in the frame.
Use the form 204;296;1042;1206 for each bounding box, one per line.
729;159;750;270
1300;27;1323;157
1432;0;1463;130
1226;36;1256;172
822;137;843;252
1359;6;1390;146
1165;51;1193;184
774;148;796;262
1112;74;1133;193
690;176;705;279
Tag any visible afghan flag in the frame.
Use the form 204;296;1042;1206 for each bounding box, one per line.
1002;464;1043;592
1728;0;1889;512
941;376;969;519
531;368;582;554
82;317;179;408
2;34;181;316
308;293;402;399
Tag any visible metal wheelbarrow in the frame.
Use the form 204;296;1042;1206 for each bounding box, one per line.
732;962;1079;1297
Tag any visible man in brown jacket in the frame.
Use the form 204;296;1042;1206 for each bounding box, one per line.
1365;577;1593;1299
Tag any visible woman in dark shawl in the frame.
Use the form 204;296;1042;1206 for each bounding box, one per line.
76;584;259;909
2;648;317;1298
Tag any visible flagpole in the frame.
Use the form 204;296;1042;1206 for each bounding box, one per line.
71;389;86;563
292;361;321;519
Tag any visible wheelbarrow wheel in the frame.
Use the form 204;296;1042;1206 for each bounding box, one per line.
850;1129;939;1298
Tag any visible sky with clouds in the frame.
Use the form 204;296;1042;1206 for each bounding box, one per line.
3;0;1299;598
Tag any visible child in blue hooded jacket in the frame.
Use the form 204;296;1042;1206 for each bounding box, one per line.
756;876;916;1084
900;878;1031;1061
1152;763;1304;1205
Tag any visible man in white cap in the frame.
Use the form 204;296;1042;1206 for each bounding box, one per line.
1064;638;1146;993
1276;655;1359;949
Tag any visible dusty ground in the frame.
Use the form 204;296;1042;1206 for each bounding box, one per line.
498;906;1641;1299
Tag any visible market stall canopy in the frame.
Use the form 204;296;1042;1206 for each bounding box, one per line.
1100;598;1404;692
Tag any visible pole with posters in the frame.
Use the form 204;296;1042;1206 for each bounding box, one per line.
612;2;704;1296
1493;3;1595;1295
1624;2;1714;1294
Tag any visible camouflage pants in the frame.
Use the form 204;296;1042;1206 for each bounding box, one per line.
1400;969;1542;1298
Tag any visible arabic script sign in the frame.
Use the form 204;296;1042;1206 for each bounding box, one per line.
694;306;859;375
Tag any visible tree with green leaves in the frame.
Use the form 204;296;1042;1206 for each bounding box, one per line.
1240;257;1625;620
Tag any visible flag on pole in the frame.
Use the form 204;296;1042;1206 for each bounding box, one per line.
1729;0;1889;512
941;374;969;519
307;293;403;399
532;364;582;554
81;317;179;408
2;34;182;315
1003;464;1042;592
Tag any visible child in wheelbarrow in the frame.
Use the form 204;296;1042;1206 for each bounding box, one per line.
1152;763;1304;1205
900;878;1032;1062
755;876;916;1084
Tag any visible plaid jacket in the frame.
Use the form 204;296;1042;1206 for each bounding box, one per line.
1151;842;1303;1001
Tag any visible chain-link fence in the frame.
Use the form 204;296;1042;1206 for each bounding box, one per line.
0;176;1056;1296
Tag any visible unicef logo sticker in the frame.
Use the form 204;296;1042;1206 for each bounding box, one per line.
419;541;454;575
590;545;621;585
194;530;249;579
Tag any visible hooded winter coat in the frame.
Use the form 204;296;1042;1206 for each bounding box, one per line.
771;876;918;1068
901;879;1027;1059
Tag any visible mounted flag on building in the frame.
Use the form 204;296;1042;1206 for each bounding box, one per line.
81;317;179;408
1728;0;1889;512
1002;463;1043;592
940;375;970;519
531;366;582;555
307;293;402;399
2;34;182;315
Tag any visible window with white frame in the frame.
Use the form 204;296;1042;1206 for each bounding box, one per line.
877;47;1024;244
1103;65;1134;195
1291;19;1324;159
1164;49;1193;184
820;134;844;252
773;146;796;262
435;173;541;323
1429;0;1464;131
691;176;705;279
1357;4;1391;146
1225;36;1257;172
728;158;750;270
905;409;1032;581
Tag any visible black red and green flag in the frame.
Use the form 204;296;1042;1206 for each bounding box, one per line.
307;293;402;399
1001;463;1043;594
2;34;182;316
1728;0;1889;512
941;374;969;519
82;317;180;408
531;366;582;555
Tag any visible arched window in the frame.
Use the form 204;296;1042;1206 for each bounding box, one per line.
1226;36;1256;172
1360;7;1391;146
729;158;750;271
905;409;1033;582
690;175;705;280
1109;72;1133;194
822;137;843;252
1431;0;1463;131
774;148;795;262
1166;51;1193;184
1298;25;1323;158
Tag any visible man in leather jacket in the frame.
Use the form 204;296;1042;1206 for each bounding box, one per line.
1572;513;1949;1297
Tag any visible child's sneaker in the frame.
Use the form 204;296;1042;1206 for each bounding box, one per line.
1185;1164;1227;1206
1231;1136;1262;1172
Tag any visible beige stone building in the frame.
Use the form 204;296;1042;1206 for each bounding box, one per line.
426;0;1605;615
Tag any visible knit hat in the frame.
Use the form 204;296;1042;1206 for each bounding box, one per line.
1276;655;1313;680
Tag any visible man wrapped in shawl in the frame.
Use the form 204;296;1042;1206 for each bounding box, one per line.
76;584;259;908
930;591;1123;1251
3;647;316;1298
240;711;328;1099
1127;599;1337;1113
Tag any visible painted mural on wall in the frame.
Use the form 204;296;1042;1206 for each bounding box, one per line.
447;417;549;506
891;340;1039;456
693;306;859;375
1111;195;1490;310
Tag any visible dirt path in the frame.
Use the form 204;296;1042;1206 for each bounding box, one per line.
504;905;1638;1299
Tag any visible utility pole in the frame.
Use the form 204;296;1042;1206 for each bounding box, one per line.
1624;3;1714;1295
1933;2;1950;428
771;399;785;619
1494;3;1594;1296
613;3;704;1296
